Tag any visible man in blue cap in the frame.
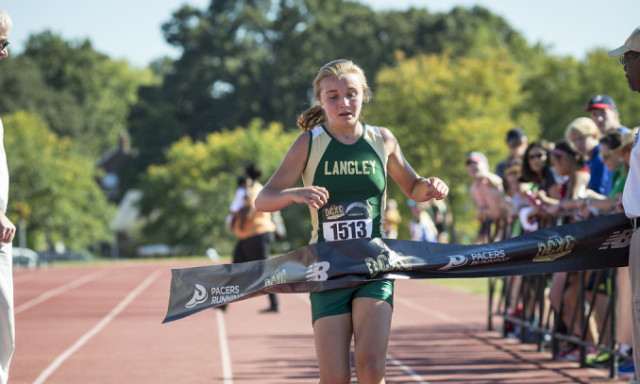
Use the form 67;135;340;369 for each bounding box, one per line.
586;94;629;135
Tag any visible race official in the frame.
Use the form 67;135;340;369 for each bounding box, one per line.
609;25;640;379
0;10;15;384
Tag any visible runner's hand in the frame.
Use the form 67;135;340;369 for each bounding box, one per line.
290;186;329;210
424;177;448;201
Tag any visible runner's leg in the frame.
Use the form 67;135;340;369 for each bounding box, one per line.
313;313;352;384
352;297;392;384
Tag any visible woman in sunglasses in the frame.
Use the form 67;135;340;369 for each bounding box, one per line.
520;140;559;199
518;140;561;230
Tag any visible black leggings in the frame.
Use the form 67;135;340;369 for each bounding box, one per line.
233;232;278;309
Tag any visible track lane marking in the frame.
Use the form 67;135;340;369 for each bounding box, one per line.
386;353;429;383
393;296;477;328
31;269;161;384
216;310;233;384
15;270;106;314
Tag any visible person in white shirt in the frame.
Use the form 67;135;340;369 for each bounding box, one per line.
226;174;249;231
609;25;640;378
0;10;15;384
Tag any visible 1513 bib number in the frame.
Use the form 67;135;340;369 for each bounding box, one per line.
321;201;373;242
326;220;371;241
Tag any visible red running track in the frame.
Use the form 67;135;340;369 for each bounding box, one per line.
9;261;631;383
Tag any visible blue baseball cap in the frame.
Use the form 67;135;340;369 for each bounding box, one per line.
586;94;617;111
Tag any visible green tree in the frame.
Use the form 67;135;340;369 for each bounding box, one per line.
124;1;535;192
0;31;156;157
368;51;538;242
133;1;638;246
376;5;533;60
4;111;115;251
139;1;532;146
520;54;588;141
519;49;640;141
120;82;184;194
136;119;302;254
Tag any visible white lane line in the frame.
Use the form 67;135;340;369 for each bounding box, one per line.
394;296;480;330
387;353;429;383
15;270;106;314
31;270;161;384
216;310;234;384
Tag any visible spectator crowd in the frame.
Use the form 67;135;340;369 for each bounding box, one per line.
380;93;638;378
464;94;637;378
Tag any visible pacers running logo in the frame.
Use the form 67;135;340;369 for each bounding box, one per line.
306;261;330;281
185;284;208;308
439;255;468;271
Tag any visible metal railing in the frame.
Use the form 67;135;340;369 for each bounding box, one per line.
486;216;628;379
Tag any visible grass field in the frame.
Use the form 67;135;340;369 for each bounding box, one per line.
425;277;490;296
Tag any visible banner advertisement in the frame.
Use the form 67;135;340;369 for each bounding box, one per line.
163;213;632;323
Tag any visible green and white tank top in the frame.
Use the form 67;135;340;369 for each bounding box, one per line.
302;124;388;244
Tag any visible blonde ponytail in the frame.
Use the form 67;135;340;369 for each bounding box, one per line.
297;105;325;132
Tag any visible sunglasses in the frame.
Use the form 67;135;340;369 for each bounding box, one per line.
0;41;8;51
527;151;546;160
601;151;613;160
620;51;640;66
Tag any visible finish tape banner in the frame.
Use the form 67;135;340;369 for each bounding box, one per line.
163;213;632;323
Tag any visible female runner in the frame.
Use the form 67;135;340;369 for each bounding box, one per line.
255;59;448;384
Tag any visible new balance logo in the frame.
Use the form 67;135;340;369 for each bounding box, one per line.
306;261;331;281
599;229;632;250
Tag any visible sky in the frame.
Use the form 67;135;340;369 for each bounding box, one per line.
4;0;640;68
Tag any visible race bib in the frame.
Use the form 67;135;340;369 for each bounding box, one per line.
322;201;373;242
